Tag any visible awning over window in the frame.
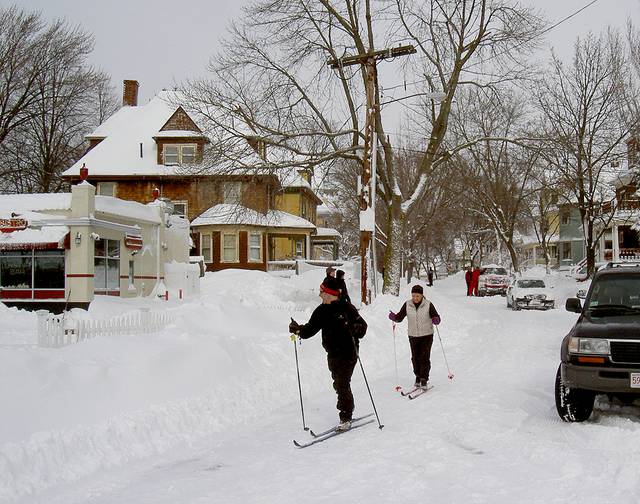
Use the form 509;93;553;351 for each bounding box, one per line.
0;225;69;250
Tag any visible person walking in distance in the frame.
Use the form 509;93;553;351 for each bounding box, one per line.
324;266;336;285
465;266;473;296
471;266;482;296
289;276;367;431
335;269;351;304
388;285;441;389
427;267;434;287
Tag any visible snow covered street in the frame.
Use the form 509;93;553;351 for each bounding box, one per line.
2;269;640;503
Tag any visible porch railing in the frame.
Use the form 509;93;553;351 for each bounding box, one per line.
597;198;640;216
37;308;174;348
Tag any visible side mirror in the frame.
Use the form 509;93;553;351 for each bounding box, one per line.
576;289;587;299
565;298;582;313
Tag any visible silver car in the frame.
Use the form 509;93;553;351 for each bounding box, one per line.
506;277;555;310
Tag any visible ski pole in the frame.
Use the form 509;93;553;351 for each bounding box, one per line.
354;338;384;429
435;326;454;380
392;323;401;391
291;334;308;431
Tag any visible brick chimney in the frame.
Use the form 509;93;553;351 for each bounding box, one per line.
123;80;139;106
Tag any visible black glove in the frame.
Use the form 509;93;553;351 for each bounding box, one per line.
289;318;301;335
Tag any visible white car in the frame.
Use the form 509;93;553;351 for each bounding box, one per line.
506;278;555;310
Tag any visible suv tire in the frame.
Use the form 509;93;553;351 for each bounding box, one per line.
555;364;595;422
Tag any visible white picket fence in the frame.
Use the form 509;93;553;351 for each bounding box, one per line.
37;308;174;348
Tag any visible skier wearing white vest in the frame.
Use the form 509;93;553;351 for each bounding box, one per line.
388;284;441;389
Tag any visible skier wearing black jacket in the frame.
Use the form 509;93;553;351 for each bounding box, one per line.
289;276;367;431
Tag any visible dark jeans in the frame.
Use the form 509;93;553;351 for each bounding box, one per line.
409;335;434;382
327;355;358;422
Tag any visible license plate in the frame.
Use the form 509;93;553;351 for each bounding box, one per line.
631;373;640;388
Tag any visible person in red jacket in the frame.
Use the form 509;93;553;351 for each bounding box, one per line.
465;267;473;296
471;267;482;296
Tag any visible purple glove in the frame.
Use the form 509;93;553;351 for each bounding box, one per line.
388;311;396;322
432;316;441;326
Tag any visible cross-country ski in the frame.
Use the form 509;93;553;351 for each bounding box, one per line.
293;417;376;448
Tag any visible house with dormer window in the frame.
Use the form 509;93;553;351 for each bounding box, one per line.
62;80;319;272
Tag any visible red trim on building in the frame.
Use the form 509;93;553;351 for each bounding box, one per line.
66;273;94;278
1;289;32;299
33;290;66;299
0;242;62;251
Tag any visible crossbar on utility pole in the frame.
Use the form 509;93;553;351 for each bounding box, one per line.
328;44;416;305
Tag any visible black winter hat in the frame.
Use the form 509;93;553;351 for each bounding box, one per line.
321;276;341;296
411;285;424;294
336;269;345;279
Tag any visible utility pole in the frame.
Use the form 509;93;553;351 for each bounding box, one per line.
327;45;416;304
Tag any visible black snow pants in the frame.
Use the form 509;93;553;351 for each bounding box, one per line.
409;335;434;382
327;355;358;422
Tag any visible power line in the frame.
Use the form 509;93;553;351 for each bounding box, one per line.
381;0;601;94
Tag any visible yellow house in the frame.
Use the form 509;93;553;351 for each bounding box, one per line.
273;169;324;259
519;208;560;267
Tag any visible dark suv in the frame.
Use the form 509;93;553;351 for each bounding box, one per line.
555;263;640;422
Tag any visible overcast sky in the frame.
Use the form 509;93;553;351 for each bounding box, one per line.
2;0;638;105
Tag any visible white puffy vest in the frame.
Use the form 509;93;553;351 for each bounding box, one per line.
406;299;433;337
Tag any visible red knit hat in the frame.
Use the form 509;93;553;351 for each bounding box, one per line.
320;277;340;296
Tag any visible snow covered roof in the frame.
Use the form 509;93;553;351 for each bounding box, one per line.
316;204;338;216
63;91;205;178
0;193;160;224
96;196;161;224
191;204;316;230
279;169;312;190
314;227;341;238
0;193;72;216
0;225;68;250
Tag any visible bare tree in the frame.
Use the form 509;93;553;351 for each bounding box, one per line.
181;0;544;296
0;6;45;146
449;89;539;272
0;7;116;193
536;29;635;276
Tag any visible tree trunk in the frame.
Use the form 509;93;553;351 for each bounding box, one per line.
382;199;405;296
505;240;520;273
586;220;596;277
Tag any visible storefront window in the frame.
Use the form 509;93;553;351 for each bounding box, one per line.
34;250;64;288
95;238;120;291
0;251;32;288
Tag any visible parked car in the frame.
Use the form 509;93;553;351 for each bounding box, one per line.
555;262;640;422
506;278;555;310
477;264;510;296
